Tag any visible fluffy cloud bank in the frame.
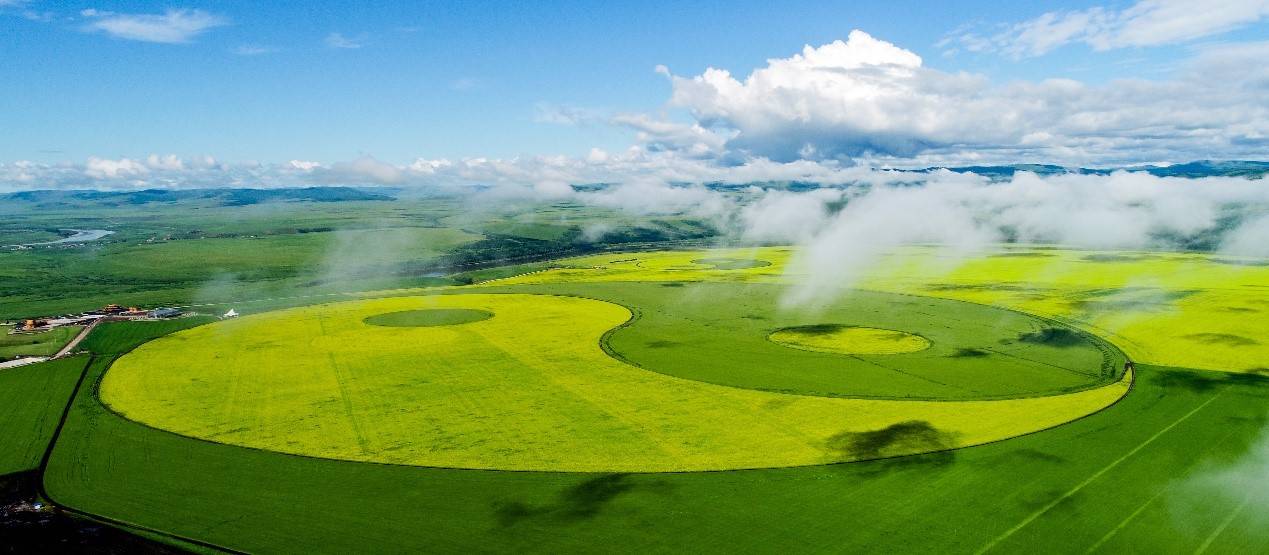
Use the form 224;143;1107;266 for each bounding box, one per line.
0;151;897;193
659;30;1269;164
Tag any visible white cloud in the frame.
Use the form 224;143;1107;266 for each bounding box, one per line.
611;113;728;158
84;157;149;179
1221;214;1269;257
661;30;1269;165
579;179;732;217
232;44;278;56
144;154;184;171
534;103;604;126
82;8;228;44
740;189;841;243
450;77;479;91
946;0;1269;59
308;155;403;183
782;170;1269;304
325;32;363;49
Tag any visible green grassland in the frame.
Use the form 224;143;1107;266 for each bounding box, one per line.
19;241;1269;552
769;325;931;355
574;282;1118;399
0;192;716;319
0;356;88;476
45;347;1268;553
0;325;81;359
0;228;65;245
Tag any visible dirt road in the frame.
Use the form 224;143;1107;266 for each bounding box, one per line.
52;318;102;359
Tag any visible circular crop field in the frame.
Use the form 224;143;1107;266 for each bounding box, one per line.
99;283;1130;472
769;325;932;355
363;308;493;327
691;257;773;270
593;282;1119;399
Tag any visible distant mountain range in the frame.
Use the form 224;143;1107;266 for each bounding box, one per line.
1;161;1264;205
0;186;395;207
934;160;1269;179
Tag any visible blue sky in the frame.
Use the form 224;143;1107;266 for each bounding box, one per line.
1;0;1268;188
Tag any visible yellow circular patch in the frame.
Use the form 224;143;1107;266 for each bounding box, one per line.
99;293;1129;472
769;325;931;355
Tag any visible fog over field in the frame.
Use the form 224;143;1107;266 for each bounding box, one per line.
461;170;1269;304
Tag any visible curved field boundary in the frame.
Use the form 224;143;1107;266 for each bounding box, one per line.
586;284;1127;402
95;292;1134;472
31;354;245;554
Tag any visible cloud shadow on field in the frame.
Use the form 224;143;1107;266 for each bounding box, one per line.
494;473;672;528
827;420;959;463
1015;487;1082;515
989;251;1056;258
1080;253;1161;263
1212;258;1269;267
950;347;990;358
843;449;958;478
1068;288;1201;312
1151;368;1269;393
781;323;846;336
1181;333;1259;347
925;283;1042;293
1000;448;1067;465
1016;327;1084;347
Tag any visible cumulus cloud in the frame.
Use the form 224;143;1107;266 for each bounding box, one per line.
611;114;729;158
83;157;149;179
81;8;228;44
660;30;1269;164
944;0;1269;59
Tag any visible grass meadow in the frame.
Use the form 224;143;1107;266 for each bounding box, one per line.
11;243;1267;552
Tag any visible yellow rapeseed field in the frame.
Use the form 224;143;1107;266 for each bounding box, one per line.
768;326;932;355
490;246;1269;373
101;293;1129;472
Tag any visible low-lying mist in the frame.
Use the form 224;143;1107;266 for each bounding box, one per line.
473;169;1267;305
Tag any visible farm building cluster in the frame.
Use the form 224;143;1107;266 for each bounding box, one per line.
8;303;189;334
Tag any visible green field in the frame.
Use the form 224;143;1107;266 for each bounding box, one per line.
0;191;716;319
491;246;1269;373
0;325;81;359
0;356;88;476
45;347;1269;553
99;289;1127;471
769;325;931;355
23;245;1269;552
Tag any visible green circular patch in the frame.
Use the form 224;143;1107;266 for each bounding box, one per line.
363;308;492;327
769;325;931;355
691;257;772;270
597;282;1123;400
